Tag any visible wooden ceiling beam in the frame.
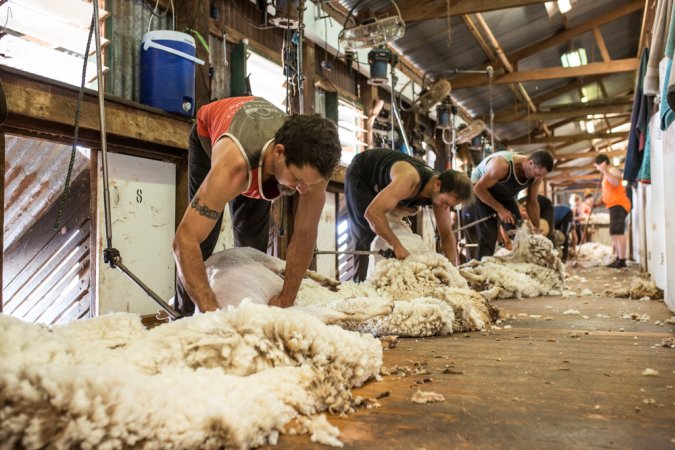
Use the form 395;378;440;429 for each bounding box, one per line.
555;148;628;162
509;0;643;63
390;0;550;23
593;26;612;62
551;161;624;175
452;58;639;89
638;0;657;55
495;102;632;122
547;173;602;184
472;13;538;113
508;131;629;145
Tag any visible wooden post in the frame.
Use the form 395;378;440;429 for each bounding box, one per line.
175;0;210;110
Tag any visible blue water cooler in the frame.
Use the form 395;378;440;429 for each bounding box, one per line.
140;31;204;117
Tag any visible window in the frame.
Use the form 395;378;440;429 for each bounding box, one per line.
0;0;108;89
246;51;287;111
337;100;366;165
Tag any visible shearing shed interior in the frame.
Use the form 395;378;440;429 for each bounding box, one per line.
1;0;675;448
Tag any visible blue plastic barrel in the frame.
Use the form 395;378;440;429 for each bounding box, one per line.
140;31;204;117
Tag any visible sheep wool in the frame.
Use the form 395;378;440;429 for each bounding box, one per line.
0;303;382;449
460;224;566;299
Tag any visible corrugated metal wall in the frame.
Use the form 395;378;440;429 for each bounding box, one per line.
3;135;92;325
4;135;88;251
107;0;171;100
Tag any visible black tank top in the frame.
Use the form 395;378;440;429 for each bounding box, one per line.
349;148;437;208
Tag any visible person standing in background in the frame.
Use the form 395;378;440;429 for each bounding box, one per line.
594;154;632;268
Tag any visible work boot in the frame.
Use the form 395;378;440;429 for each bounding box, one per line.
606;259;620;268
614;259;627;268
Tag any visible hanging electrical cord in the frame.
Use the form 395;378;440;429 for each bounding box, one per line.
142;0;168;17
147;0;160;33
53;14;95;232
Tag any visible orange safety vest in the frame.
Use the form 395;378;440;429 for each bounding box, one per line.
601;176;631;213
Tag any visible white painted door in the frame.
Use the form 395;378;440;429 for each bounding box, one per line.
96;153;176;315
648;115;666;290
661;122;675;311
315;193;336;279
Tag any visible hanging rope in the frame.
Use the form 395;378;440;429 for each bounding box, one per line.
53;13;95;231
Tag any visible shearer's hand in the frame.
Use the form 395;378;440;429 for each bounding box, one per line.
393;245;411;260
497;208;515;225
268;294;294;308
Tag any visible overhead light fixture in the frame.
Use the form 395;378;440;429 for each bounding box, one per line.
341;15;405;50
544;1;573;17
585;120;595;134
561;48;587;67
557;0;572;14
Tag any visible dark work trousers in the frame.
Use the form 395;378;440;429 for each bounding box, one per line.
555;209;573;261
461;194;521;261
345;164;377;283
539;199;555;243
175;125;270;316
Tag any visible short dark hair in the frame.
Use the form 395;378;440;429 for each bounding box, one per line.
528;150;554;172
275;114;342;178
595;154;610;165
439;169;473;203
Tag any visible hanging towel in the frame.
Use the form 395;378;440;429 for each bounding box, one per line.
645;0;674;96
624;48;651;182
638;121;652;183
661;1;675;129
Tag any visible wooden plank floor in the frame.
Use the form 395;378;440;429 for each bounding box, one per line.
270;266;675;449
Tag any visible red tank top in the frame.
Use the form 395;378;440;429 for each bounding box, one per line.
196;97;286;200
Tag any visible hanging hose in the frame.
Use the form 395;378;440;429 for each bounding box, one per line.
53;14;95;231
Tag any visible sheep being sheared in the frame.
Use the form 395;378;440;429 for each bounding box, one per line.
460;223;565;299
367;209;434;278
0;304;382;449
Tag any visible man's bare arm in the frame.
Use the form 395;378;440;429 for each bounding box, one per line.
364;162;419;259
433;206;458;265
269;180;329;308
173;139;248;312
525;178;542;230
473;157;514;224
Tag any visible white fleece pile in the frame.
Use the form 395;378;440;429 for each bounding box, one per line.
205;246;492;337
575;242;615;267
368;210;432;278
460;225;565;299
0;303;382;449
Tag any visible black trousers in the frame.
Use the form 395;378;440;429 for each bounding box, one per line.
344;165;377;283
461;195;521;261
175;125;270;316
555;209;573;260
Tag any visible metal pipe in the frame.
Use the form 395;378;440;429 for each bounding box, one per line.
453;213;497;233
296;0;305;113
92;1;112;250
92;2;182;320
391;100;410;154
113;258;181;319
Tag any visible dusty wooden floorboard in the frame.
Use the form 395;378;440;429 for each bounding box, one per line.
268;266;675;449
